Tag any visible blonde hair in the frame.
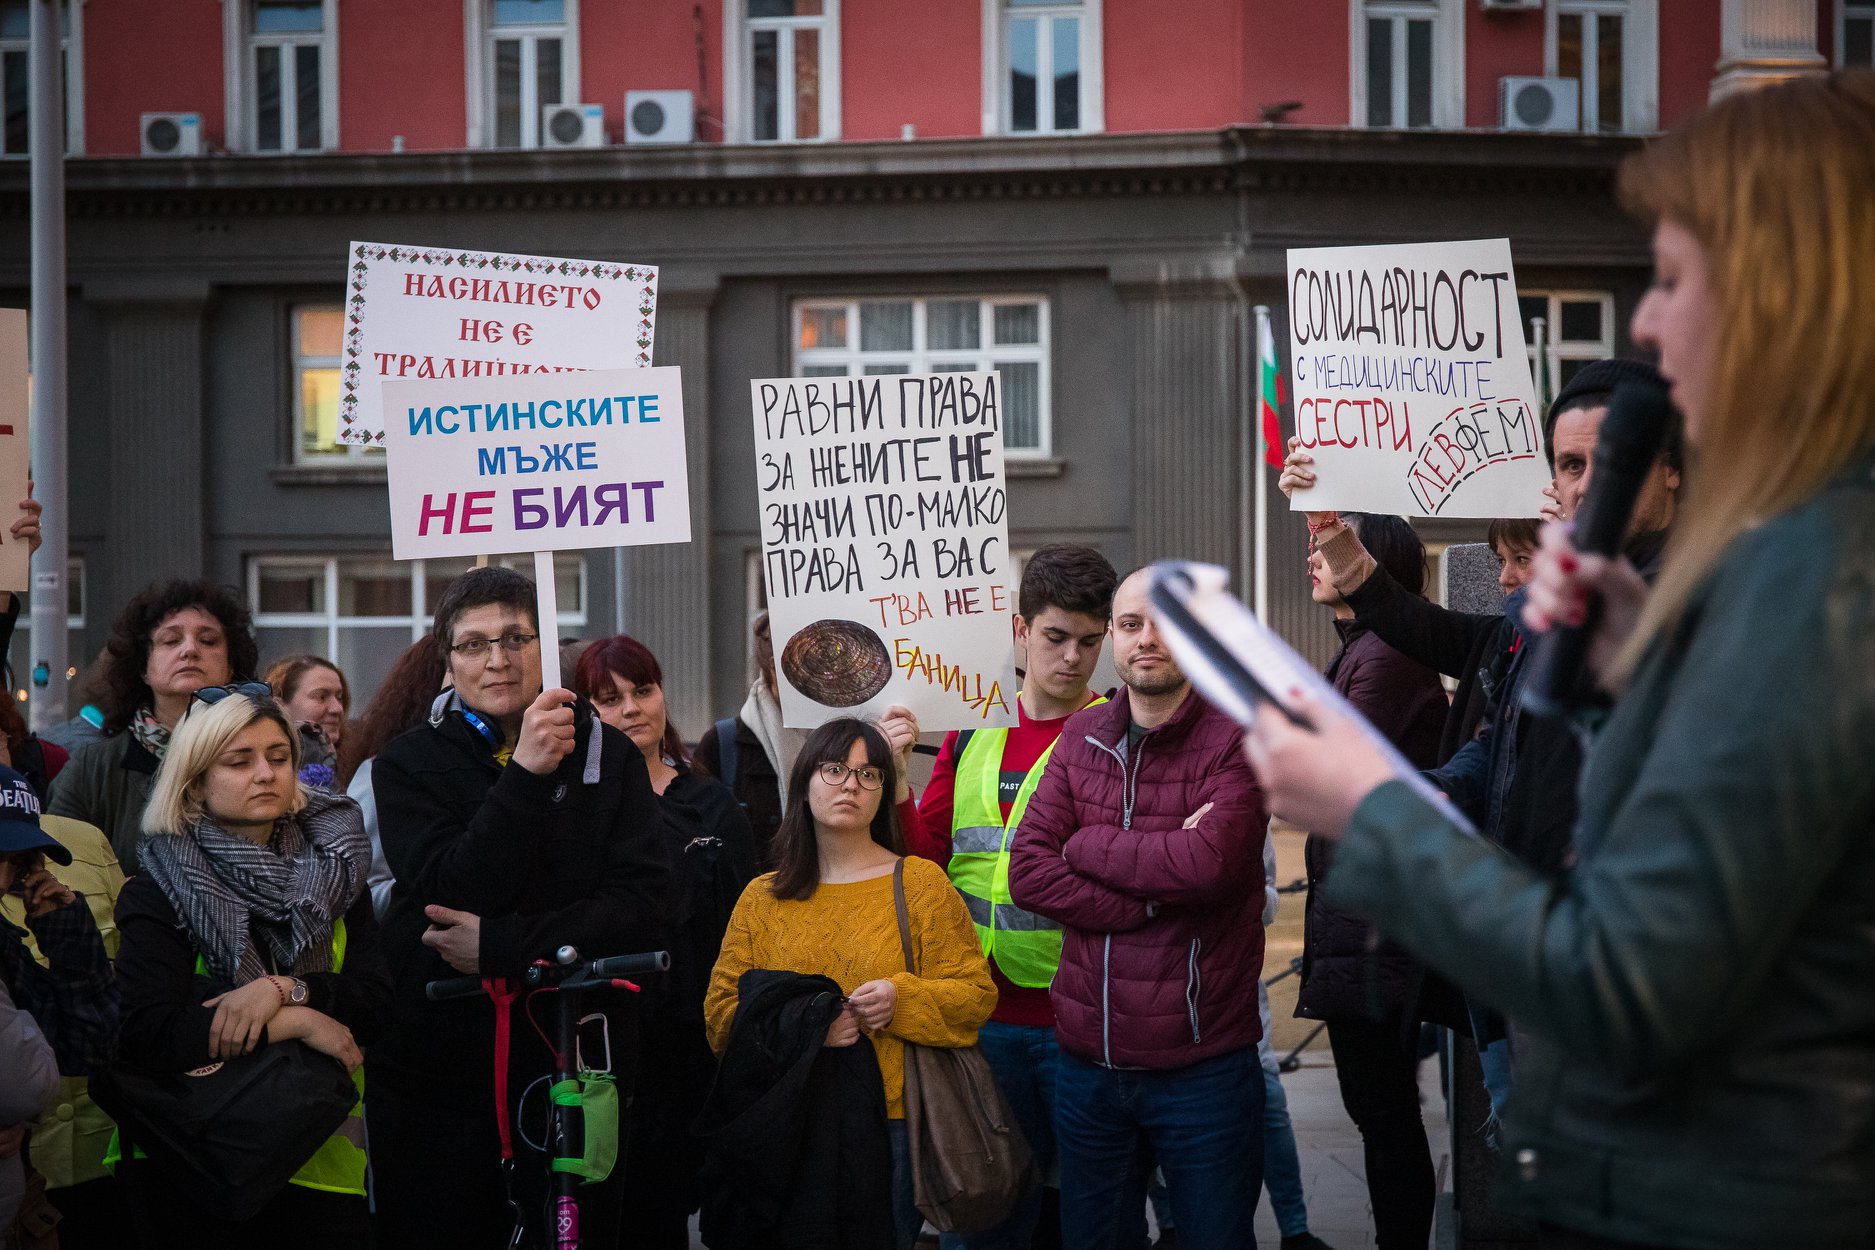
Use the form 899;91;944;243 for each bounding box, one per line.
1612;71;1875;679
142;694;308;835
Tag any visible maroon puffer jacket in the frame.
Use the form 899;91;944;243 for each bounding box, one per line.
1008;688;1267;1070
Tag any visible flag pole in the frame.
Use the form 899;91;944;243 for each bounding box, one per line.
1253;306;1273;624
28;0;68;733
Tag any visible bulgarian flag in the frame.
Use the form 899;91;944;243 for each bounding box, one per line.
1257;309;1287;469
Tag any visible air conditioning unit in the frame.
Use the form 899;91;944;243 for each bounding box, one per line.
140;112;203;157
541;103;606;149
624;90;695;145
1499;77;1581;131
1480;0;1542;11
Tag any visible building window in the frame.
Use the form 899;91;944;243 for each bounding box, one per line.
1353;0;1460;130
793;296;1052;456
994;0;1100;134
249;553;586;703
485;0;577;149
1843;3;1875;67
251;1;330;151
0;0;82;157
291;304;380;463
1519;291;1615;408
729;0;839;143
1547;1;1655;133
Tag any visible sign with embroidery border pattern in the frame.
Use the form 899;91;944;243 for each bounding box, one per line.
339;241;658;447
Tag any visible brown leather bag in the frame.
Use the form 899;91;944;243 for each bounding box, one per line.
891;859;1036;1234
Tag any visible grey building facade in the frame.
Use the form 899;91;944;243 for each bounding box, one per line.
0;126;1650;729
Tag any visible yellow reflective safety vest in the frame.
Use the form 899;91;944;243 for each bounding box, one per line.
946;695;1106;988
106;919;367;1198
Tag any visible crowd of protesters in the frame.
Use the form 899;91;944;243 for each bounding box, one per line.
2;71;1873;1250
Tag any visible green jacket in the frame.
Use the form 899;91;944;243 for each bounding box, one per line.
1326;464;1875;1249
46;734;157;876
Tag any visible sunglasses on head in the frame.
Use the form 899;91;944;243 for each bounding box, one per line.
191;681;276;707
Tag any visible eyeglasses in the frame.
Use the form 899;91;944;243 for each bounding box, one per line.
817;761;883;792
192;681;275;707
448;632;540;660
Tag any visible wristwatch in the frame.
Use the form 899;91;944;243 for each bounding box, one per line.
288;977;309;1006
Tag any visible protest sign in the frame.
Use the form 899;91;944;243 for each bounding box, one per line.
750;372;1018;731
1284;238;1548;518
384;367;690;689
338;242;658;447
0;312;30;592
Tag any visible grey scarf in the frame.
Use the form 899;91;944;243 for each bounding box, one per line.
139;789;369;987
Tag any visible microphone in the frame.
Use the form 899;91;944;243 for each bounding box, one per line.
1520;380;1674;717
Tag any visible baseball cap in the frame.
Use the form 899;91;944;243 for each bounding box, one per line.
0;766;71;866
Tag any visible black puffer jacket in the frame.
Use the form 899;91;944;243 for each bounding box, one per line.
696;970;895;1250
1298;622;1446;1023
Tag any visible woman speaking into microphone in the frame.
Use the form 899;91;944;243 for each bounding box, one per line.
1244;72;1875;1250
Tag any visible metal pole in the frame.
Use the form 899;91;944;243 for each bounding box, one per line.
27;0;68;733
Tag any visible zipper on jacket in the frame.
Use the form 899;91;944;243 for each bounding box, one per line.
1102;935;1114;1067
1186;938;1203;1044
1084;733;1144;829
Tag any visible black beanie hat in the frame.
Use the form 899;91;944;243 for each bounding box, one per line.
1543;357;1680;470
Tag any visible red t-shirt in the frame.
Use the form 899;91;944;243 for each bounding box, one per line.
898;697;1091;1028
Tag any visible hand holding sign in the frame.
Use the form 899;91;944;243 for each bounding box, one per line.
514;688;579;776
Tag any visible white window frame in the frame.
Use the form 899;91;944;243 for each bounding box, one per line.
465;0;580;149
722;0;840;144
1349;0;1463;130
792;295;1053;458
1521;290;1616;407
249;554;587;691
0;0;84;157
1546;0;1658;134
980;0;1103;136
222;0;338;153
1840;1;1875;67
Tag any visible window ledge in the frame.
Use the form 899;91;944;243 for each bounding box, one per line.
271;463;389;486
1007;457;1065;479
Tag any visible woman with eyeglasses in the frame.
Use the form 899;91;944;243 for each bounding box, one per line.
704;717;996;1250
111;687;386;1248
569;635;757;1250
49;580;260;874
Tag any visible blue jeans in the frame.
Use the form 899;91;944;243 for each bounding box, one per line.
1056;1047;1263;1250
940;1021;1060;1250
1261;1064;1309;1238
888;1118;923;1250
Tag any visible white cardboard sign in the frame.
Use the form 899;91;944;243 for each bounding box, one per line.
750;372;1018;731
0;312;28;591
383;367;691;560
338;241;658;447
1285;238;1548;518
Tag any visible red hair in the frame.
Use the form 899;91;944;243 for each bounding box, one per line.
571;635;688;767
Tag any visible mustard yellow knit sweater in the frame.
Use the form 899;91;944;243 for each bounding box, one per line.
705;855;996;1119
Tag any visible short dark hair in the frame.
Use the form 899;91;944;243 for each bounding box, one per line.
767;718;901;902
1543;357;1684;473
430;567;539;652
1486;517;1542;554
100;580;259;734
1019;544;1119;621
1347;514;1428;598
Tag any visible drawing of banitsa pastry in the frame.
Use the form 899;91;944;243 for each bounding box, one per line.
781;618;892;707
